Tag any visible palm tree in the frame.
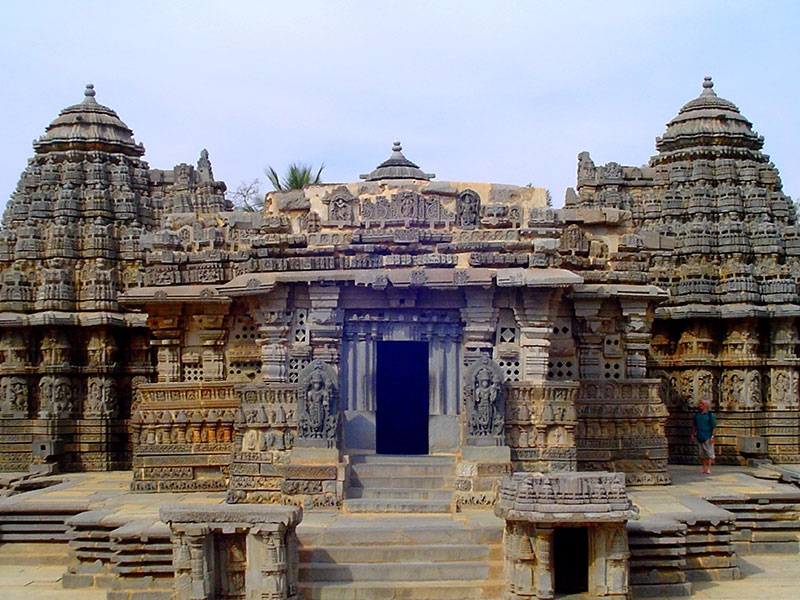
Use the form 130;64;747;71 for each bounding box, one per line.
265;162;324;191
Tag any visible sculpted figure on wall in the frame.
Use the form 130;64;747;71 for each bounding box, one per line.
85;376;117;418
296;360;338;448
0;376;28;417
456;190;480;229
464;355;505;445
39;375;74;419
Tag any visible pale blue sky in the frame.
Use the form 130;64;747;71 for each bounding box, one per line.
1;1;799;209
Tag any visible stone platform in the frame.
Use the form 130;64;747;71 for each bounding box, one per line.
0;466;798;599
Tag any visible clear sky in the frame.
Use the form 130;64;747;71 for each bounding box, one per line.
1;1;799;210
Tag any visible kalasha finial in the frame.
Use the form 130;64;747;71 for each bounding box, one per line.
84;83;96;98
703;76;713;89
392;140;402;152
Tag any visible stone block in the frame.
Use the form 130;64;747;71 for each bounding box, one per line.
462;445;511;462
290;447;339;464
737;436;768;455
282;464;337;480
429;415;459;453
343;410;375;451
62;573;95;588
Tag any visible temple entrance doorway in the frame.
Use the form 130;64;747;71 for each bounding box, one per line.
553;526;589;596
376;341;429;454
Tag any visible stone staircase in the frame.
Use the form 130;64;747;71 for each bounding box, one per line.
296;514;504;600
344;454;455;513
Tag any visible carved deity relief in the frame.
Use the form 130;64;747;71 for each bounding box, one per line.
41;330;71;367
85;376;117;418
0;330;28;367
87;329;118;367
463;355;505;445
456;190;480;229
0;376;28;417
38;375;74;419
296;360;338;448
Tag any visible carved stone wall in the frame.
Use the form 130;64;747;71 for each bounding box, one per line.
569;78;800;466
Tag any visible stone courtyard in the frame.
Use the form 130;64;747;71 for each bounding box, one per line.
1;465;800;599
1;76;800;598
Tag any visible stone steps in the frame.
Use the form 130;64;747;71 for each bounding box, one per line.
349;455;456;465
708;493;800;555
350;463;456;477
299;543;499;564
299;522;502;547
345;498;453;513
0;541;69;565
347;487;453;501
299;560;502;582
345;455;456;514
349;475;454;489
297;514;504;600
296;580;505;600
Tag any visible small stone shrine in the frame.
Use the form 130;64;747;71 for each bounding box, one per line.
0;78;797;510
495;472;638;599
159;504;302;600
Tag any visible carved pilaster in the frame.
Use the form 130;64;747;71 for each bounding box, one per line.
307;284;343;365
619;298;654;379
460;287;498;366
257;288;290;384
533;527;554;600
572;297;604;379
514;289;557;382
149;311;183;383
193;312;228;382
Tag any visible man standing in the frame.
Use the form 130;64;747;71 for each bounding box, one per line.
692;399;716;474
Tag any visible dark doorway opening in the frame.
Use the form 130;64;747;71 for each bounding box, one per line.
376;341;429;454
553;526;589;596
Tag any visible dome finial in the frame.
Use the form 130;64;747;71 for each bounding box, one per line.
392;139;402;152
84;83;96;97
701;76;715;96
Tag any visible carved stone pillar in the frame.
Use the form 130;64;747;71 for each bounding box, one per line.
308;284;343;365
533;527;555;600
149;311;183;383
572;297;604;380
460;287;498;366
514;289;557;382
589;522;630;598
257;288;290;384
193;312;227;381
619;298;653;379
504;521;537;600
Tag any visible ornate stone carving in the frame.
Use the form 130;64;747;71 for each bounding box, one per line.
464;355;505;446
456;190;480;229
0;376;28;418
296;360;338;448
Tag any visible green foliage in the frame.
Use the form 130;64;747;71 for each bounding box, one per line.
266;162;325;191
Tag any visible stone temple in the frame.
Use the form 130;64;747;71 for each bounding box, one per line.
0;79;799;599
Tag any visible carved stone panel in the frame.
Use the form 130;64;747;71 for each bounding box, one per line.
463;355;505;446
296;360;339;448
